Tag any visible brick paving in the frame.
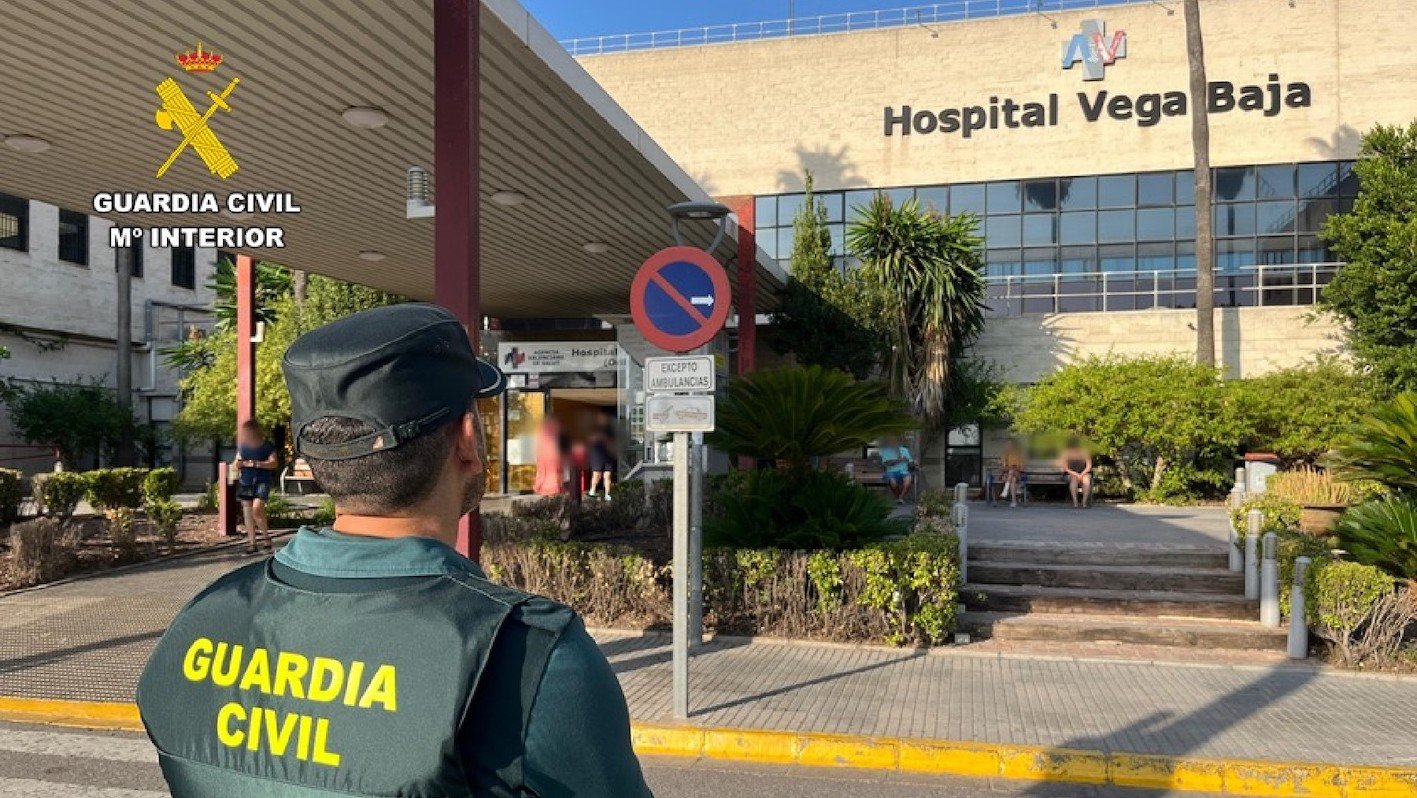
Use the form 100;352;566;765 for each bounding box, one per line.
3;543;1416;767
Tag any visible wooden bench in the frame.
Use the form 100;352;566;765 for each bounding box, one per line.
280;458;319;496
844;458;919;500
984;459;1069;505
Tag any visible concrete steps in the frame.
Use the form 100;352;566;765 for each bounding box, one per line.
969;542;1229;570
957;611;1287;651
960;540;1278;654
962;583;1258;620
967;562;1245;594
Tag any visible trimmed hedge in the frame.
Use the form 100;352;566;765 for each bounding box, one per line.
41;472;91;521
482;514;962;647
86;468;148;513
143;468;181;504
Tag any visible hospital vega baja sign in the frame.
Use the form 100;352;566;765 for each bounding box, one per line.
883;18;1311;139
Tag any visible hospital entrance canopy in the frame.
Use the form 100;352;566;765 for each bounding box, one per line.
0;0;783;319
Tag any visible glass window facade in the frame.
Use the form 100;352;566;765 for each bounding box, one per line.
753;161;1356;312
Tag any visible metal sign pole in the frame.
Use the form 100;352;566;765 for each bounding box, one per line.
688;430;705;645
672;431;691;719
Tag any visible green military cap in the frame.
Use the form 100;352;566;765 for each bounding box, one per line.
283;303;506;461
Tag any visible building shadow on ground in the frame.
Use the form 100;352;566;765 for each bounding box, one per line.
1020;665;1318;797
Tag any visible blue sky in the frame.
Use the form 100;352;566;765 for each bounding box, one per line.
523;0;911;41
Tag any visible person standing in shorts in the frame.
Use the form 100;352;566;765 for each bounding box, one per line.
233;419;277;553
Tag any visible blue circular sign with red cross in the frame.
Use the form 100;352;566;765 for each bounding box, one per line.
630;246;731;353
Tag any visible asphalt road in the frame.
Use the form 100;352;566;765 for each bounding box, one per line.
1;721;1223;797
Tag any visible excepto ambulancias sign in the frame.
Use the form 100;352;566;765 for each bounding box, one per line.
496;342;621;374
644;356;715;394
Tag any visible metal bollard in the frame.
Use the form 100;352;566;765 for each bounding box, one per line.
1287;557;1311;659
1228;483;1245;510
1228;484;1245;571
1244;509;1262;600
1227;521;1244;573
952;501;969;584
953;481;969;505
1260;532;1280;627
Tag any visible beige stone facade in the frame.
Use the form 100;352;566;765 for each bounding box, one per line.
575;0;1414;387
580;0;1417;197
972;305;1346;383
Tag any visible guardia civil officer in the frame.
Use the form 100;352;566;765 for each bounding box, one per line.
137;304;653;797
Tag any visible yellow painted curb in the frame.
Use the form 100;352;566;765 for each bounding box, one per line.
0;696;142;731
3;697;1414;797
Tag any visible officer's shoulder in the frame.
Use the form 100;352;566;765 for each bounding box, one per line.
444;570;577;634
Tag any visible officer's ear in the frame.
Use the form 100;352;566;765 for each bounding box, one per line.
453;411;485;476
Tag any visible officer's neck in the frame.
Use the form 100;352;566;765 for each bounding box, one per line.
331;512;459;549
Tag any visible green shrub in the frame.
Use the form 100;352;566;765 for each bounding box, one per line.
41;472;91;521
107;506;139;559
1229;360;1376;464
0;468;22;526
146;499;183;551
707;365;913;470
706;468;907;550
197;481;220;512
1334;496;1417;580
86;468;148;512
482;540;666;628
1014;355;1241;501
310;496;336;527
915;489;953;519
484;532;961;647
8;518;79;587
1331;392;1417;495
142;467;181;504
846;531;961;645
1306;559;1395;643
1278;533;1333;617
1230;492;1301;540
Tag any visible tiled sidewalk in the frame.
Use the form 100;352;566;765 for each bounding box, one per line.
3;544;1415;767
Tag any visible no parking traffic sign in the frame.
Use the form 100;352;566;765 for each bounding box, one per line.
630;246;731;353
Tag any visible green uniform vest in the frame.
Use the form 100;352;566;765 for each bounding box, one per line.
137;560;570;797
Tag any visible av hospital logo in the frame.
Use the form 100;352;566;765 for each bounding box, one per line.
153;42;241;179
1062;19;1127;81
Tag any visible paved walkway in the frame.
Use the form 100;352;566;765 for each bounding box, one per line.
2;543;1415;769
968;503;1232;547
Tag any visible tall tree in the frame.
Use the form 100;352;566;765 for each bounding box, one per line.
847;194;987;445
1185;0;1216;366
1320;122;1417;391
771;172;883;377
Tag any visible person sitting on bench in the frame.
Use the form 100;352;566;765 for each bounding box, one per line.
1000;438;1025;507
876;435;914;504
1060;436;1093;509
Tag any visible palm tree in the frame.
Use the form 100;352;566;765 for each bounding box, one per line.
708;365;913;471
1185;0;1216;366
847;194;987;440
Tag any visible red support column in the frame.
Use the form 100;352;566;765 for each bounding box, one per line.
433;0;483;561
221;254;257;537
733;197;758;374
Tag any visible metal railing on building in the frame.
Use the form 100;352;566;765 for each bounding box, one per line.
983;262;1342;317
561;0;1147;56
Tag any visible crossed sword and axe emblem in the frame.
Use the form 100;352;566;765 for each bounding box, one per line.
154;76;240;179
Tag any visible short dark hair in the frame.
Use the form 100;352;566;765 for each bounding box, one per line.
302;416;457;513
241;419;265;437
